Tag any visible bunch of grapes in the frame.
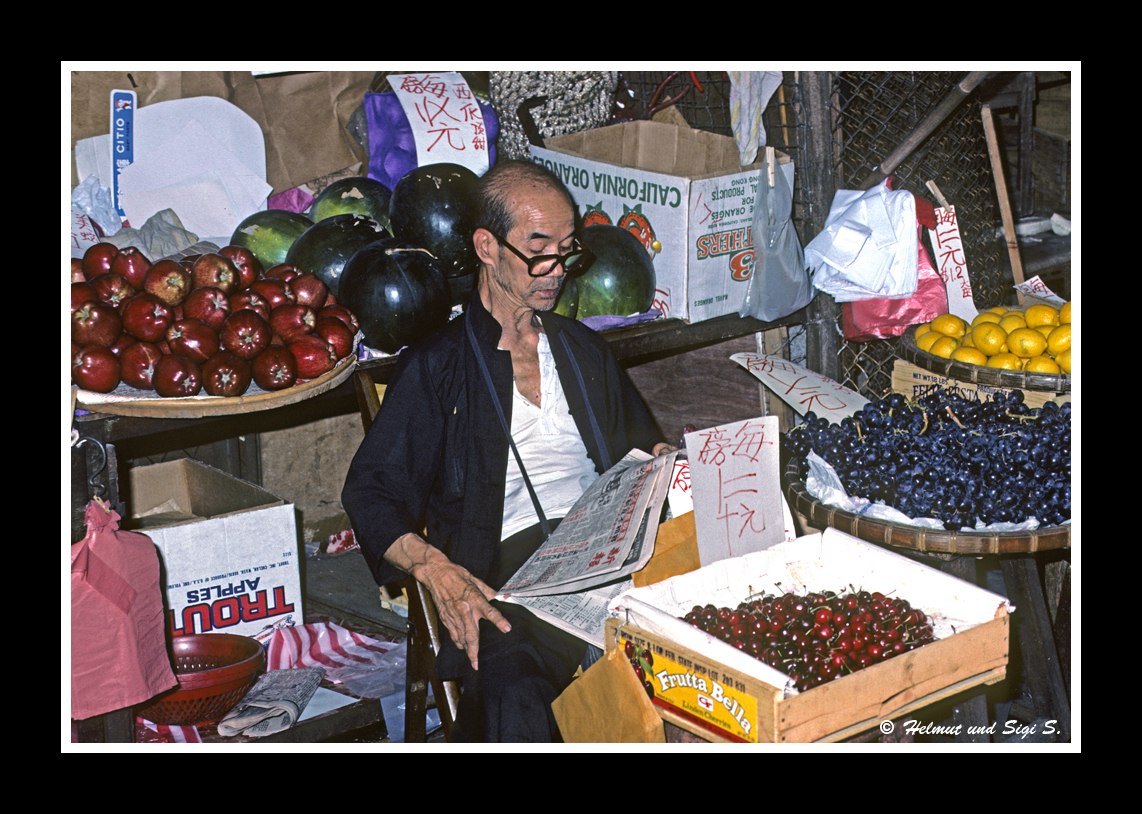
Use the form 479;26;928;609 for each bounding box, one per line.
681;588;935;692
784;389;1071;531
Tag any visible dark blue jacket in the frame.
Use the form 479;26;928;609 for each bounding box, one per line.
342;292;664;592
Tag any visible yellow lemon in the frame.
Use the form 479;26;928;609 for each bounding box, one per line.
1047;323;1071;356
988;306;1010;315
971;311;1003;327
928;335;960;358
1007;327;1049;358
914;322;933;339
951;347;988;366
1024;355;1061;374
931;313;968;338
916;330;942;352
960;331;976;348
999;313;1027;333
1059;301;1071;324
1024;303;1060;328
987;352;1023;370
971;322;1008;356
1056;348;1071;374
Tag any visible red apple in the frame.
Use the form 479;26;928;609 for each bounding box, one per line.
230;289;271;322
109;332;135;357
82;243;118;281
90;272;136;309
184;286;231;331
288;272;329;310
269;303;317;342
249;277;295;310
165;318;220;363
153;354;202;398
71;257;85;283
72;300;122;348
202;350;252;398
265;263;301;282
288;334;338;379
72;281;99;313
72;345;121;393
110;246;151;288
251;345;297;391
314;316;354;360
119;341;164;390
219;245;263;289
143;259;192;306
121;293;174;342
318;304;360;335
220;309;272;361
190;253;240;295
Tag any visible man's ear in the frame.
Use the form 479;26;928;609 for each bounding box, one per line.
473;228;499;266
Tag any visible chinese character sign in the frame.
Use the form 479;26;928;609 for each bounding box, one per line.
730;352;868;424
685;416;783;565
927;205;977;322
389;73;490;178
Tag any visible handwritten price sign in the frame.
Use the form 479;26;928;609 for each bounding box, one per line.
685;416;784;564
389;73;490;178
731;352;868;425
927;205;978;322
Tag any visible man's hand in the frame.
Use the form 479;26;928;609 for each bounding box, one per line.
653;441;679;456
384;533;511;671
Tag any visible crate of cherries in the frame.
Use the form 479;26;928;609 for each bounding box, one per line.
671;587;936;693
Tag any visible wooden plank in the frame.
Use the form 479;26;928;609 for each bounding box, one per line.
982;102;1026;301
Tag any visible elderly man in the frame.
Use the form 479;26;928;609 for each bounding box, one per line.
342;159;668;741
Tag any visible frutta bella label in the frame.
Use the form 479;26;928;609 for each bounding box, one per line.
619;630;759;743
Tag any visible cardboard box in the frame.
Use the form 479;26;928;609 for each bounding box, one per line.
531;121;791;323
599;528;1011;743
127;459;302;642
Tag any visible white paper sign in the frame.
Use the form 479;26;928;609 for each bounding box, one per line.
1015;275;1067;305
389;72;491;177
927;205;978;321
731;352;869;424
684;416;784;565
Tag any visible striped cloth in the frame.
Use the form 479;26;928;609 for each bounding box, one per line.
267;622;396;678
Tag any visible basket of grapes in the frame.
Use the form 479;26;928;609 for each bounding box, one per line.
782;388;1071;555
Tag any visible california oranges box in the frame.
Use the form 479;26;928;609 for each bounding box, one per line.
603;528;1011;743
126;459;302;643
531;121;791;323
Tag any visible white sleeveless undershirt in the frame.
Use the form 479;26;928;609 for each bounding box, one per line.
500;333;599;541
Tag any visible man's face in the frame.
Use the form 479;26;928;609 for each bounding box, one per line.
479;186;576;315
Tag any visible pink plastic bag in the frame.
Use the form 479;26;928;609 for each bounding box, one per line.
841;237;948;341
71;499;176;720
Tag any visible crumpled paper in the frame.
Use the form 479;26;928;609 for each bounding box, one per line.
806;180;919;302
104;208;203;260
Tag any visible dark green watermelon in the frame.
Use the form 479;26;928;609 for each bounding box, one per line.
285;214;389;299
309;176;393;232
388;163;479;279
229;209;314;272
553;275;579;318
574;224;656;319
338;237;452;354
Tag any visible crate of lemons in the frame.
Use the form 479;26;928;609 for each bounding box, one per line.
914;301;1072;375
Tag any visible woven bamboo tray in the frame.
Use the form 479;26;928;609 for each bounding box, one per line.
74;353;356;419
783;457;1071;555
897;324;1070;393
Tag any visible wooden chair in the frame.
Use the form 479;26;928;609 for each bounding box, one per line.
353;367;461;743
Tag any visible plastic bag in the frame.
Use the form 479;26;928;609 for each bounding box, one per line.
841;237;948;341
739;151;814;321
71;499;176;720
806;180;918;302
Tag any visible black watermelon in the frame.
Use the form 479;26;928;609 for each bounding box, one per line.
574;225;656;319
285;214;389;299
388;163;479;279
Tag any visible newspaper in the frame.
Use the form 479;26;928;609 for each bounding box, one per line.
216;667;325;738
496;448;677;645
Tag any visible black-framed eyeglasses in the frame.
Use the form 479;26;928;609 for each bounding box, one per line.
488;230;594;277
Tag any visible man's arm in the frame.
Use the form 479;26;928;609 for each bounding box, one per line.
384;532;512;671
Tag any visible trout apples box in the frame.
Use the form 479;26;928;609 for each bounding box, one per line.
531;121;792;324
126;458;302;644
605;528;1011;743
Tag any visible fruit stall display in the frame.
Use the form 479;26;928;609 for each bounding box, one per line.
606;528;1012;743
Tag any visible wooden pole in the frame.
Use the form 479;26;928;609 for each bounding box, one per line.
981;102;1026;303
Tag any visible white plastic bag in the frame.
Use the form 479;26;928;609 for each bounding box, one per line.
805;180;918;302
